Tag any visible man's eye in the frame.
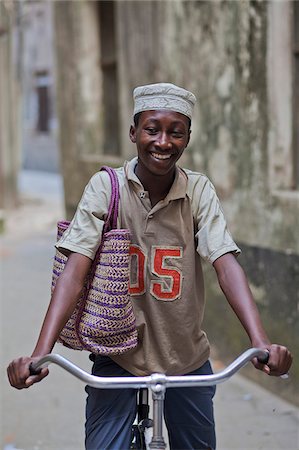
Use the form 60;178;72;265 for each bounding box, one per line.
145;128;158;134
172;131;184;138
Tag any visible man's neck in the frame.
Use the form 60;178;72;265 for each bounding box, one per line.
135;163;176;206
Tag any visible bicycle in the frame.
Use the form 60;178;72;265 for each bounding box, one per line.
29;348;273;450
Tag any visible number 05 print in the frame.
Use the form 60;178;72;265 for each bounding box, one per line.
129;245;183;300
150;246;183;301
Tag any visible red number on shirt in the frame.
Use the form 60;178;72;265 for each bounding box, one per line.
129;245;183;300
129;245;146;295
151;247;183;301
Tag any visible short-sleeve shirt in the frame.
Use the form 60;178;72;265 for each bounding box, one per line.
57;157;240;376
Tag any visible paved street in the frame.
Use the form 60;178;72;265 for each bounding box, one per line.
1;170;298;450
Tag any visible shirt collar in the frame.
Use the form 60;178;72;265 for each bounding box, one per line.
124;157;188;201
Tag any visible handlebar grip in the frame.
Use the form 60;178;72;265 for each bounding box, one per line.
257;350;269;365
29;362;42;376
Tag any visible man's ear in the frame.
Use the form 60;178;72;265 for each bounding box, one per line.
129;125;137;143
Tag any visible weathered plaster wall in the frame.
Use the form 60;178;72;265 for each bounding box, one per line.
54;1;119;217
117;0;298;253
0;2;22;225
203;244;299;405
116;4;298;402
53;0;298;402
267;1;294;191
55;1;298;248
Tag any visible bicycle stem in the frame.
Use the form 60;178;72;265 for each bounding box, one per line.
149;388;167;450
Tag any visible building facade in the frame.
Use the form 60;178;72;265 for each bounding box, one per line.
0;1;22;215
21;1;59;172
53;0;298;403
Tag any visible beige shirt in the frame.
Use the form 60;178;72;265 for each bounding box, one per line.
57;157;240;376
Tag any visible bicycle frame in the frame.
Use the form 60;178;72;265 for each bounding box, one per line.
31;348;269;450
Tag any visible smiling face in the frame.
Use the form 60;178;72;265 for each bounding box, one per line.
129;110;191;179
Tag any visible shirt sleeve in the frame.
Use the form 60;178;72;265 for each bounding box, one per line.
56;170;112;260
190;175;241;264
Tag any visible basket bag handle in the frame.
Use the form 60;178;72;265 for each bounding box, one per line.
101;166;119;233
83;166;119;292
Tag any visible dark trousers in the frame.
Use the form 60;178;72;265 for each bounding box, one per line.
85;356;216;450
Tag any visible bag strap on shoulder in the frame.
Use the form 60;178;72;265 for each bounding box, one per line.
100;166;119;232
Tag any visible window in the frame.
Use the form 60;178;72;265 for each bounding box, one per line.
98;0;120;156
36;71;50;133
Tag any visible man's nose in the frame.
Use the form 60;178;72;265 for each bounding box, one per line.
155;132;171;149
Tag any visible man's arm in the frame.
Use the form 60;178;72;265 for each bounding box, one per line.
7;252;92;389
213;252;292;376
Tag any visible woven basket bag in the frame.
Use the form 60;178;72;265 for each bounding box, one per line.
51;167;138;355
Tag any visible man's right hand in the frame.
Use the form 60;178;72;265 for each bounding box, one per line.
7;356;49;390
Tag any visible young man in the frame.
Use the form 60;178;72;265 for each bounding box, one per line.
8;83;292;450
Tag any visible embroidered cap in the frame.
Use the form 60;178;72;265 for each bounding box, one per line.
133;82;197;120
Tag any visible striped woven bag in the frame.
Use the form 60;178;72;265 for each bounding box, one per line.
51;167;138;355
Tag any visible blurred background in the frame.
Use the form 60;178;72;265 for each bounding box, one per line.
1;0;298;449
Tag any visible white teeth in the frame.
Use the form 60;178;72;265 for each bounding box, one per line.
151;152;171;160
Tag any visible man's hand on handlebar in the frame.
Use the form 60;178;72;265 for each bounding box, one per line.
7;356;49;390
252;343;292;377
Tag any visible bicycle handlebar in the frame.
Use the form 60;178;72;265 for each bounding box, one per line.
30;348;269;391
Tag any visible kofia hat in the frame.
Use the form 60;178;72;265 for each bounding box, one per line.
133;82;197;120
